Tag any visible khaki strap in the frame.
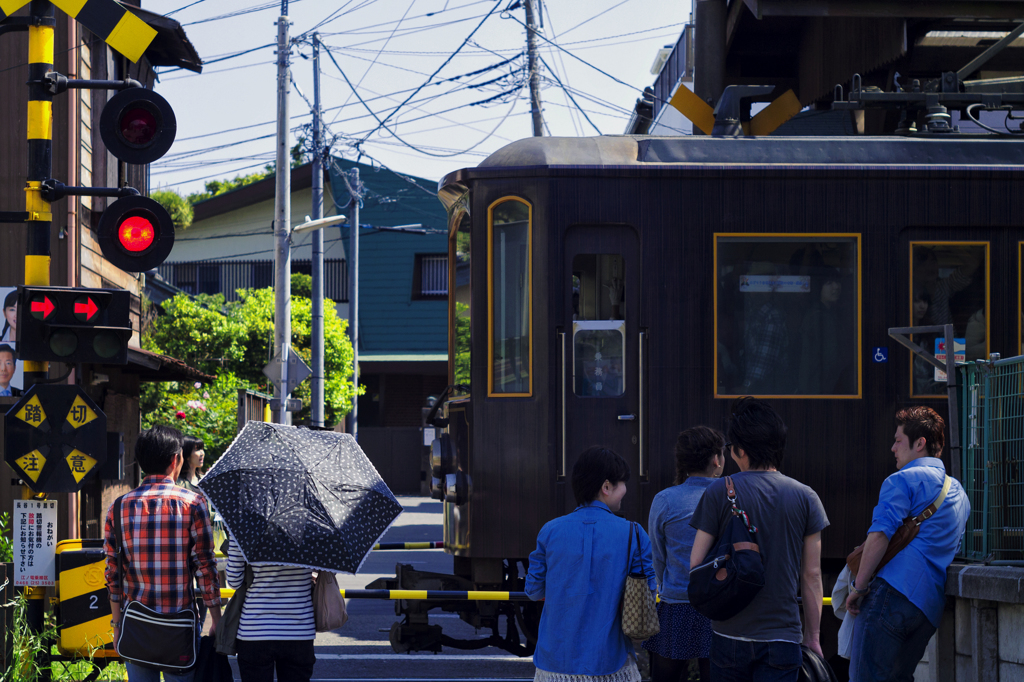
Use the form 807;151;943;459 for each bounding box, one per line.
914;476;951;525
733;542;759;553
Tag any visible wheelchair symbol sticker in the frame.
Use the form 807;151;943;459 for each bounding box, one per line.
872;347;888;363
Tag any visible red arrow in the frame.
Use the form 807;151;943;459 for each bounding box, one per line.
30;296;54;318
75;298;99;320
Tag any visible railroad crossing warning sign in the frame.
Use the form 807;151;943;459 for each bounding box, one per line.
56;539;117;657
4;385;106;493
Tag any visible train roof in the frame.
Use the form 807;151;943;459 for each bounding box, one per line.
440;134;1024;192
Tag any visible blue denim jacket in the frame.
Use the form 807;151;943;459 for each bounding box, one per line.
648;476;715;603
526;502;657;676
869;457;970;628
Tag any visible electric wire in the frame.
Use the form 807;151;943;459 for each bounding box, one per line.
537;53;601;134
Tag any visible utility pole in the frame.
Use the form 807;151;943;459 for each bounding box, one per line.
524;0;544;137
273;3;292;424
346;169;360;439
310;33;325;429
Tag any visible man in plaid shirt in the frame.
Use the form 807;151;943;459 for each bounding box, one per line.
104;425;222;681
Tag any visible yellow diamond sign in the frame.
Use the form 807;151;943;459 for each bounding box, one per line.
16;395;47;429
65;450;97;484
15;450;47;483
66;396;98;430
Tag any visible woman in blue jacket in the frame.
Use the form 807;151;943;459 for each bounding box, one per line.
526;446;656;682
643;426;725;682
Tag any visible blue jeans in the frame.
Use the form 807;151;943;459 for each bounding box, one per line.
710;634;802;682
849;577;936;682
126;661;195;682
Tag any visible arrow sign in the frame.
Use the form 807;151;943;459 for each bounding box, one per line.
30;295;54;319
74;297;99;322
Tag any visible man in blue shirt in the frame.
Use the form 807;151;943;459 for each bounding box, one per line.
846;406;970;682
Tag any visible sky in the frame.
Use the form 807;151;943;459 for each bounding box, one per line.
143;0;689;198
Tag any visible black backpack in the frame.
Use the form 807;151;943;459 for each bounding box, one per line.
687;476;765;621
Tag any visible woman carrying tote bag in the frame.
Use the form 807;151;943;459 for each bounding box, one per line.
526;447;657;682
226;536;317;682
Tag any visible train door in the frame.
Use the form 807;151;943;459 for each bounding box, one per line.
561;225;641;517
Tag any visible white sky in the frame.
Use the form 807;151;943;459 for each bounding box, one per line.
142;0;689;197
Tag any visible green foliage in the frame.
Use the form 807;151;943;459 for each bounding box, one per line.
0;513;11;563
454;302;470;389
291;272;312;299
144;287;358;443
150;189;194;230
186;167;274;205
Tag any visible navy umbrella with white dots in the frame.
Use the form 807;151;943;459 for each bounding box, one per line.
198;421;403;574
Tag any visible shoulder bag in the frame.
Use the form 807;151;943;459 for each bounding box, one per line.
215;562;253;655
112;496;199;672
313;571;349;632
847;475;951;580
687;476;765;621
620;522;660;640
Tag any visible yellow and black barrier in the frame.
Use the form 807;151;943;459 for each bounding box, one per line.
215;541;445;559
217;585;832;607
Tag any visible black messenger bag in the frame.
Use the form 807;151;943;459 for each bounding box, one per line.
112;496;199;672
687;476;765;621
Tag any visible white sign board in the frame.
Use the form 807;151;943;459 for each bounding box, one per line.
738;275;810;293
14;500;57;587
934;337;966;383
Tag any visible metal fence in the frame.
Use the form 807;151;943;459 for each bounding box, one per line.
158;259;348;302
959;357;1024;564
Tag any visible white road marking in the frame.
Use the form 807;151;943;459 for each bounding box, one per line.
313;654;532;661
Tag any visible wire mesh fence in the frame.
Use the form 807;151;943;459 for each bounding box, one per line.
959;357;1024;564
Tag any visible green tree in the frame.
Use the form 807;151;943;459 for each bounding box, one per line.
143;288;358;466
151;189;194;230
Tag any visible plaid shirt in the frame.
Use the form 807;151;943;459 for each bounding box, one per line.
743;302;789;386
103;475;221;613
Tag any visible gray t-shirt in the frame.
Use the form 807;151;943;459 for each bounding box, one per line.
690;470;829;643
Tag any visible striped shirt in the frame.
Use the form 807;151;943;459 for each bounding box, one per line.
103;475;221;613
226;536;315;640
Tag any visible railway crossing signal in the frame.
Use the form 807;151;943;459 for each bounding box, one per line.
17;287;132;365
4;384;107;493
99;88;176;165
97;195;175;273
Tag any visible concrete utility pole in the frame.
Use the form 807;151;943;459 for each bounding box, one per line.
310;33;325;428
346;169;360;439
273;5;292;424
525;0;544;137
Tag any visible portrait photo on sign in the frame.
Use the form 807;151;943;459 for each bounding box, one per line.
0;287;24;395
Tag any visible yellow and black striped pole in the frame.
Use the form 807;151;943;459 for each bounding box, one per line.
22;0;54;636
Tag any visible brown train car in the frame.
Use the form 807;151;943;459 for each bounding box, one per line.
387;134;1022;655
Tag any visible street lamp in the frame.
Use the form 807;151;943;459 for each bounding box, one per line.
291;213;346;428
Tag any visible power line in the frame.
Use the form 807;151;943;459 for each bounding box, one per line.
537;54;601;134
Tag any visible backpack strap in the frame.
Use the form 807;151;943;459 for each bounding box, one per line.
914;476;951;525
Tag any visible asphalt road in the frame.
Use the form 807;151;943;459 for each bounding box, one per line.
234;496;536;681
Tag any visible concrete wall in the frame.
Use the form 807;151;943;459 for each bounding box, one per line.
913;565;1024;682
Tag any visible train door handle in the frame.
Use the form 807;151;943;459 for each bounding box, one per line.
618;414;636;421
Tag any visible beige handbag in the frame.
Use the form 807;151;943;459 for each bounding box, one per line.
313;571;349;632
620;522;660;640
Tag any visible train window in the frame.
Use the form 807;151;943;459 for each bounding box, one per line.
910;242;988;397
451;213;471;392
574;322;625;397
488;198;532;396
715;235;861;398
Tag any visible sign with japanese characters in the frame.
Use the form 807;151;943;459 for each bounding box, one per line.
4;385;106;492
14;500;57;587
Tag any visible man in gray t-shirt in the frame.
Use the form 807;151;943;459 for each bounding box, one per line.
690;398;828;682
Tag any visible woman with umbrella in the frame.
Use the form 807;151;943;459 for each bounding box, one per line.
227;538;316;681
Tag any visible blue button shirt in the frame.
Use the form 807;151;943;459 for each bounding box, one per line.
526;502;656;676
648;476;715;603
868;457;970;627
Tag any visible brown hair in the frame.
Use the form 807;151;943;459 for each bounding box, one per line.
674;426;725;485
895;406;945;457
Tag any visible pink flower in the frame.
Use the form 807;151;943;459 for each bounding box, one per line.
175;411;186;420
194;382;202;389
203;391;210;399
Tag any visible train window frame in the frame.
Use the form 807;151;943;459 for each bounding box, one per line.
449;205;471;395
487;196;533;398
909;241;990;399
1021;242;1023;359
713;233;863;400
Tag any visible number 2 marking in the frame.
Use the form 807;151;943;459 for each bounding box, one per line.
89;595;98;610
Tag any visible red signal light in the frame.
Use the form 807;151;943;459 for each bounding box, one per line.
29;295;55;320
118;216;155;252
73;296;100;322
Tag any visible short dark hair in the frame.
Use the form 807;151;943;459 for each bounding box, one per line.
571;446;630;506
3;291;16;308
896;406;945;457
135;425;184;475
674;426;725;484
0;344;14;360
181;435;206;477
727;397;787;470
